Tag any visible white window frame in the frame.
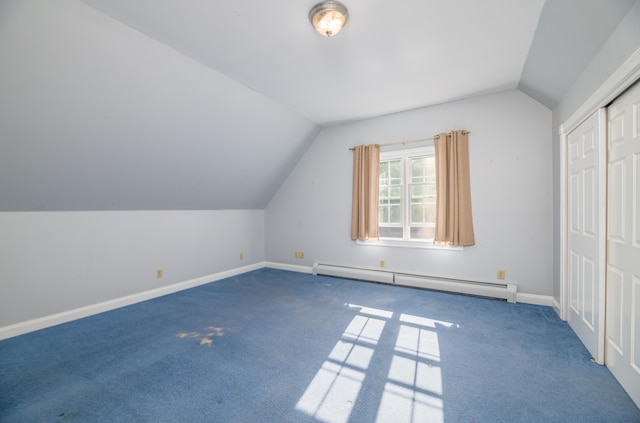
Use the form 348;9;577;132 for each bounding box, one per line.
358;145;463;250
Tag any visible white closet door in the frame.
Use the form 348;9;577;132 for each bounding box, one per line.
567;109;607;364
606;80;640;408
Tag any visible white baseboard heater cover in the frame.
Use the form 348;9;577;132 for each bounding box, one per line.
313;263;517;303
312;263;393;284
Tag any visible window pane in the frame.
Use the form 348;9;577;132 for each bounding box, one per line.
418;159;435;202
410;226;435;240
380;161;389;180
379;206;388;224
412;157;425;179
381;160;403;185
411;183;425;199
425;156;435;176
411;157;426;182
389;205;401;223
426;204;436;222
411;204;425;223
380;227;403;238
390;186;401;198
390;160;401;178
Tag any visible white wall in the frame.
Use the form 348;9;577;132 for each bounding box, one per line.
0;210;264;328
266;90;553;296
551;1;640;302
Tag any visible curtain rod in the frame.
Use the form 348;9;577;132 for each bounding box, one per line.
348;131;470;150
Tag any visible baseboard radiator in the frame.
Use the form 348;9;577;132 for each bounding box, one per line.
312;262;517;303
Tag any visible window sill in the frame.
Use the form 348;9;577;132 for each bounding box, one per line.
356;239;464;250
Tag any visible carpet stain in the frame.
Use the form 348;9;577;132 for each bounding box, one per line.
206;326;225;336
177;325;224;346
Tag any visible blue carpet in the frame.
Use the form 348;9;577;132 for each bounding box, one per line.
1;268;638;422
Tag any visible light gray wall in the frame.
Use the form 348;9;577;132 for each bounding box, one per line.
0;0;319;211
551;1;640;302
0;210;264;327
266;90;553;296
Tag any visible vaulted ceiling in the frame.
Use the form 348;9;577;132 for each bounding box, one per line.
79;0;636;123
0;0;636;211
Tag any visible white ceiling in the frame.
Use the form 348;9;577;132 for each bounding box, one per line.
78;0;637;125
79;0;547;125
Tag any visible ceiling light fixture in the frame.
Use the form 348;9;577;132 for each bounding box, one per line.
309;1;349;37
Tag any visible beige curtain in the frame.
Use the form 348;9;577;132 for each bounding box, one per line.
351;144;380;240
434;130;475;246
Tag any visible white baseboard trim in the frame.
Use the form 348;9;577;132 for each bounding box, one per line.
1;262;555;340
0;262;265;341
516;293;554;307
552;297;564;320
265;262;314;274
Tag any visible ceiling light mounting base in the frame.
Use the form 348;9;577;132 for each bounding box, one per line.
309;1;349;37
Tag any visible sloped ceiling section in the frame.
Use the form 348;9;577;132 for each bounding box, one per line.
0;0;320;211
519;0;637;109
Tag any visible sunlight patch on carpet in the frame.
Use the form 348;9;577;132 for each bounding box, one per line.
375;312;454;423
295;305;456;423
295;304;389;423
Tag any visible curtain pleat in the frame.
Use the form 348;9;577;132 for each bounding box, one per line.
434;131;475;246
351;144;380;241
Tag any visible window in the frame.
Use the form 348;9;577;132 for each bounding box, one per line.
378;146;436;242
